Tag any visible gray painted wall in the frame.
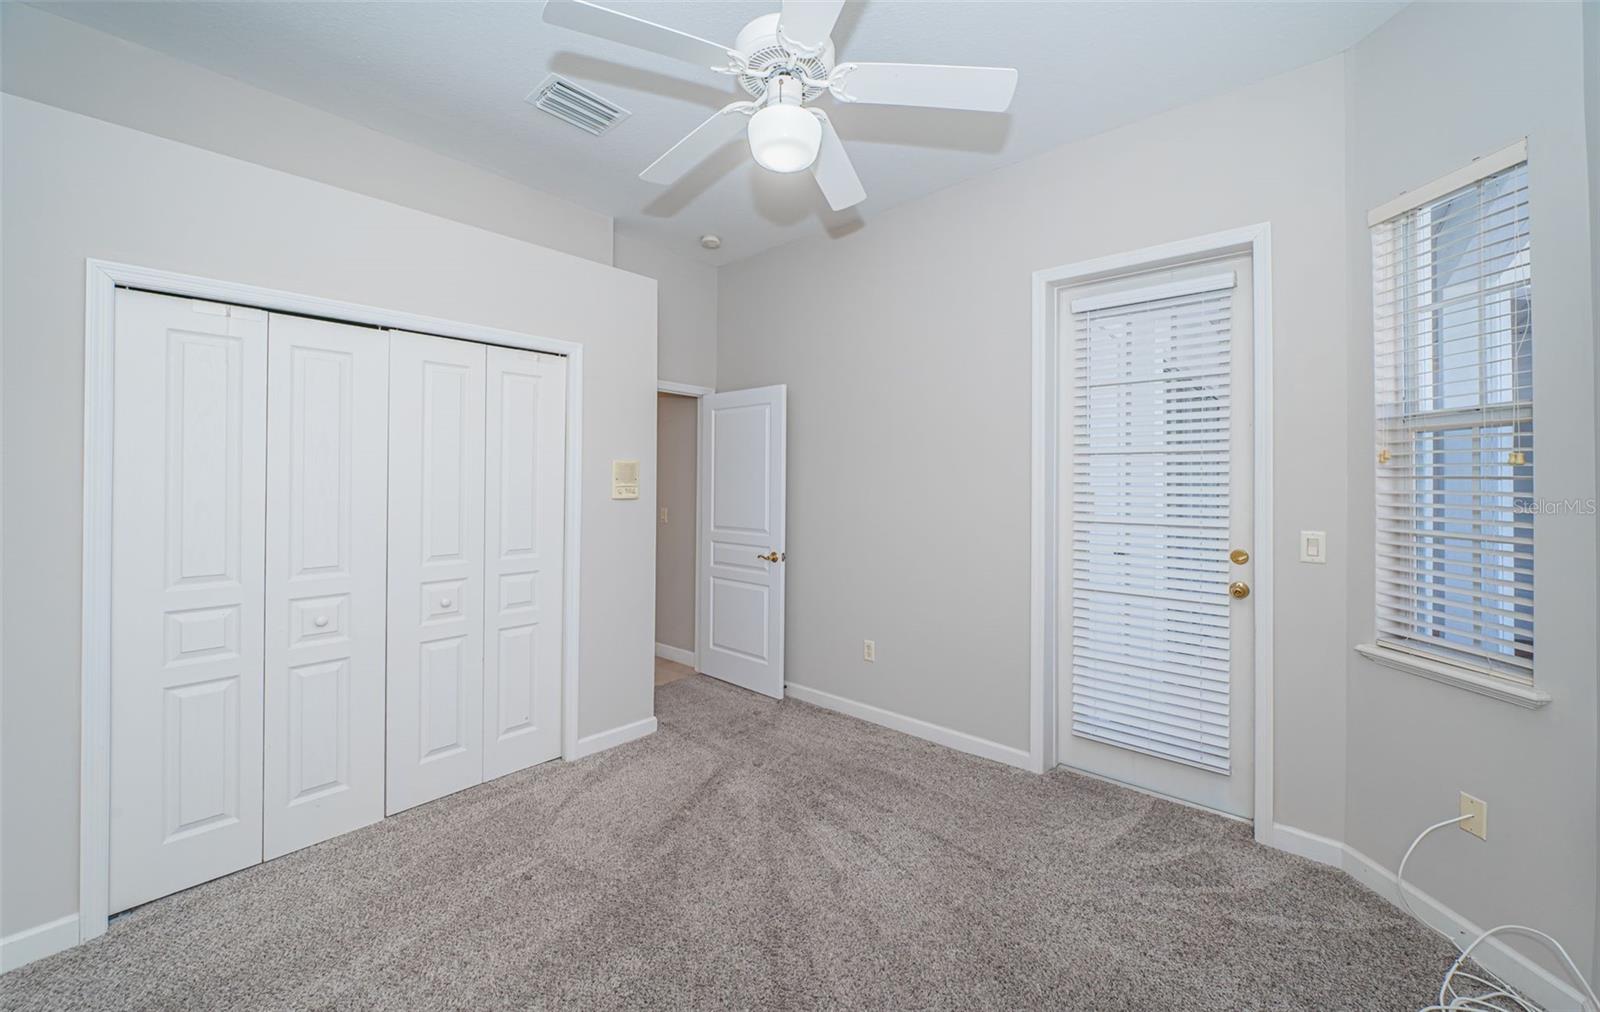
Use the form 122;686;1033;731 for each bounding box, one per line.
1;95;658;938
615;232;718;390
656;394;699;653
719;57;1353;840
1344;1;1598;981
1586;0;1600;977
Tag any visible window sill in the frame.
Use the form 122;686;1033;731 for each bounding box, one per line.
1354;644;1551;709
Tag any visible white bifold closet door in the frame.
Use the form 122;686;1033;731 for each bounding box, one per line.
385;334;567;813
110;299;568;906
482;346;567;780
386;330;488;815
262;314;390;859
110;289;268;913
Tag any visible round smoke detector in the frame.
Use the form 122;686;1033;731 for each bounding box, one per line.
733;12;834;102
699;234;722;250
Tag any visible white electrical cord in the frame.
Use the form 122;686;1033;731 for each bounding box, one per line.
1398;815;1600;1012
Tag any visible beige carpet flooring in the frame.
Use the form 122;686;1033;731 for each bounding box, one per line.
1;675;1466;1010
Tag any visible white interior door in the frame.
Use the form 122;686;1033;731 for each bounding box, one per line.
386;330;487;814
697;385;786;698
262;314;390;859
110;289;267;912
482;346;566;779
1055;254;1255;818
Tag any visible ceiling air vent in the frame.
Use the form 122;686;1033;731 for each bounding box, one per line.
527;74;631;136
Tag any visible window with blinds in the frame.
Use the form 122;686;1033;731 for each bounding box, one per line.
1069;273;1236;773
1370;156;1533;681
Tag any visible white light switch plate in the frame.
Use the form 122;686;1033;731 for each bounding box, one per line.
1299;530;1327;563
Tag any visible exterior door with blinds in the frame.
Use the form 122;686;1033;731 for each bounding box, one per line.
1055;253;1255;818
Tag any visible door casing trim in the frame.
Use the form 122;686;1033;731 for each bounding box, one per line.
80;259;587;942
1028;223;1274;840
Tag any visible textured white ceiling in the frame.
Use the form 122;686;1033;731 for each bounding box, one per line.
37;1;1403;264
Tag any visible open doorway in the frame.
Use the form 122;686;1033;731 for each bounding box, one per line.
656;385;707;687
653;380;788;697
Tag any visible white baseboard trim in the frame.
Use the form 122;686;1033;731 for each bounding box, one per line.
654;642;695;668
569;715;658;760
1262;822;1347;867
1;913;79;973
785;682;1032;771
1264;824;1591;1012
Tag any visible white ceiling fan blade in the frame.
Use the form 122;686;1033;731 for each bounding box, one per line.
810;111;865;211
543;0;739;72
778;0;846;51
640;103;755;185
831;62;1018;112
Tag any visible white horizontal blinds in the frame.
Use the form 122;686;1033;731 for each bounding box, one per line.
1371;160;1533;679
1070;277;1234;773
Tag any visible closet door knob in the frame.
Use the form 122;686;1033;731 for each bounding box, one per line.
314;616;329;628
441;598;453;609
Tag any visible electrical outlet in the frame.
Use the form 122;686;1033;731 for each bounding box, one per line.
659;507;668;524
1459;792;1487;839
863;640;876;662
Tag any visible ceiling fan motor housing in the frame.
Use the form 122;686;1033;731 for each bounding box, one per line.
735;12;834;101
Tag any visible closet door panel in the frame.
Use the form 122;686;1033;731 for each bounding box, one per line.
387;331;487;814
483;348;567;779
110;289;267;913
263;314;390;859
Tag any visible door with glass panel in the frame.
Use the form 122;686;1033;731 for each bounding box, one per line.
1055;253;1255;818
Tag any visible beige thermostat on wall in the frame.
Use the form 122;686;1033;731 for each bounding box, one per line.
612;459;640;500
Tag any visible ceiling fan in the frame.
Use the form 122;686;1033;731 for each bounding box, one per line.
541;0;1018;211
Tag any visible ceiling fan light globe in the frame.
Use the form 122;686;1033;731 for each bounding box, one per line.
747;104;821;173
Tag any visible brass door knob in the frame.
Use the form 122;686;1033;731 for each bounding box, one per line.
1228;581;1251;599
757;551;781;563
1229;549;1250;565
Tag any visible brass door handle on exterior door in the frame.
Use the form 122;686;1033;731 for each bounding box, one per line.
757;551;783;563
1228;581;1251;599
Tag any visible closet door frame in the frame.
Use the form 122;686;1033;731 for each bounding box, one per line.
78;259;586;942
